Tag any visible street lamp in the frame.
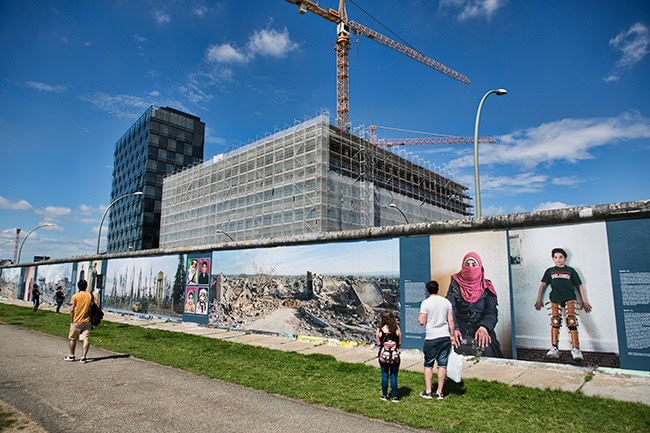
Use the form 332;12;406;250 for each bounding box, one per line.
389;203;409;224
473;88;507;218
17;224;54;264
96;191;143;254
216;229;235;242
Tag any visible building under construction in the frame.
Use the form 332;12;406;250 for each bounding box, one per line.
159;113;471;247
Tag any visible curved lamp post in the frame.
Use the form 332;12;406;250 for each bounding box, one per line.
96;191;143;254
473;88;507;218
389;203;409;224
17;224;54;264
216;229;235;242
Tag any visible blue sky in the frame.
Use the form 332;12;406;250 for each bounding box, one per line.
1;0;649;261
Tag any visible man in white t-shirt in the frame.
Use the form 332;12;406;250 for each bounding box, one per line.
418;280;456;400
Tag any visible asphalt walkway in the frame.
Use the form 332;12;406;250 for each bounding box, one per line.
0;323;430;433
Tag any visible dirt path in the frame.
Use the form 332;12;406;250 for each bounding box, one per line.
246;306;300;334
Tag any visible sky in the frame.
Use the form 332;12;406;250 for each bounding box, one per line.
1;0;649;262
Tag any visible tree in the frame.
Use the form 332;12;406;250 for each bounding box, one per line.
172;254;186;314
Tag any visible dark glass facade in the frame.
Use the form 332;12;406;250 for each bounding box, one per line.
107;106;205;252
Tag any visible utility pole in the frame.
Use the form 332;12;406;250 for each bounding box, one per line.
13;228;21;264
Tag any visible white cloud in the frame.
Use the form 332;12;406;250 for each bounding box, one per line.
0;196;32;210
482;173;549;194
154;10;171;24
83;92;151;118
205;27;299;64
605;22;649;81
247;28;299;58
37;206;72;218
482;204;505;216
193;6;208;17
533;201;571;212
206;43;249;64
440;0;507;21
447;112;650;170
26;81;66;93
79;204;93;215
610;22;649;68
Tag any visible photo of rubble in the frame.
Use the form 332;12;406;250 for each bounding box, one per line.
0;267;21;299
30;262;73;305
209;239;400;344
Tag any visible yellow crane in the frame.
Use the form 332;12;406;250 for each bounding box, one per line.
285;0;470;131
368;125;496;147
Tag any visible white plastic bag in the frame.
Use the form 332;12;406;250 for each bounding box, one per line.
446;349;463;383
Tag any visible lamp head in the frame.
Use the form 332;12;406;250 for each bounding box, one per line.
495;88;508;96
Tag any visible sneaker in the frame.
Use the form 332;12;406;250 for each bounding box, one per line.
64;355;75;362
546;347;560;359
79;358;88;364
419;391;433;399
391;396;401;403
380;394;388;401
571;348;584;361
434;392;444;400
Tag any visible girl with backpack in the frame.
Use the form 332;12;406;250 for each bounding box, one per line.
376;311;402;402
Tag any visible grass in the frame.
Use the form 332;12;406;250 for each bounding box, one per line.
0;410;17;431
1;303;649;433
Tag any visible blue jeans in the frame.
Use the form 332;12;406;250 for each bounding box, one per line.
380;362;400;398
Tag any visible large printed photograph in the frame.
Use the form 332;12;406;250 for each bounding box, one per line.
209;239;400;343
103;255;183;317
429;232;513;359
510;222;619;367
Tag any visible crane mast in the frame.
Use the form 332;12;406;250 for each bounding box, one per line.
285;0;470;131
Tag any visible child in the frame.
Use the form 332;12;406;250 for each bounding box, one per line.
376;311;402;402
534;248;592;361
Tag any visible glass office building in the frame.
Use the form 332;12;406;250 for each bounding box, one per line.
107;106;205;252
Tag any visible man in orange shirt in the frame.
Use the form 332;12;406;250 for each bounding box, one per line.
64;280;94;363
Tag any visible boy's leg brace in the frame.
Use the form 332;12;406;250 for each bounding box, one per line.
550;303;562;347
566;300;580;349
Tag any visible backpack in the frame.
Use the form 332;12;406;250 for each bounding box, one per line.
378;332;400;364
90;301;104;327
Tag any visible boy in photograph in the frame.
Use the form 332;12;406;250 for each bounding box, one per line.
534;248;592;361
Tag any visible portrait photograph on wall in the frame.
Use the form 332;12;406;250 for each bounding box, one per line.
428;231;513;359
509;222;619;367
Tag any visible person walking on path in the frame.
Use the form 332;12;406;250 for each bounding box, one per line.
376;311;402;402
418;280;456;400
31;284;41;312
54;286;65;314
64;280;94;363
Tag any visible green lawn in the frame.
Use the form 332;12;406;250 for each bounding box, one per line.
1;303;648;433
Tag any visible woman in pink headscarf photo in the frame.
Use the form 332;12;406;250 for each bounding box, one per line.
446;252;503;358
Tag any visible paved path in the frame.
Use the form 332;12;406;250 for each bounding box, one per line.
0;324;431;433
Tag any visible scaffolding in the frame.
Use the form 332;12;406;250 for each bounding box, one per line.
160;113;471;248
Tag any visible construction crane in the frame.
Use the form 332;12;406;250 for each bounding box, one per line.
285;0;470;132
368;125;496;147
